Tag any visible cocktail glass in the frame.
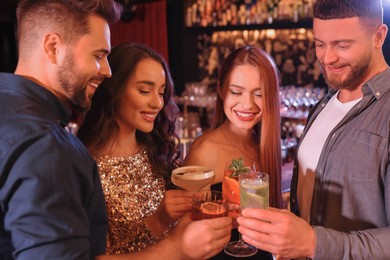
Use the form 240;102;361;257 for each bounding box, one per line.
222;165;240;205
240;171;269;209
223;171;269;257
192;190;229;220
171;166;215;191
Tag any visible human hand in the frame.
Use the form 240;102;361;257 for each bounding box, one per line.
237;207;316;259
159;189;194;222
95;213;232;260
171;212;232;260
146;189;193;236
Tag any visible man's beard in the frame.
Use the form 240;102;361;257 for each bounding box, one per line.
57;50;90;113
320;51;371;91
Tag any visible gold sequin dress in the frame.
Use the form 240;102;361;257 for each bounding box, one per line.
96;149;166;254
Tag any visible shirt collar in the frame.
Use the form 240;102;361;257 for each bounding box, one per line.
364;67;390;100
323;67;390;101
0;73;72;127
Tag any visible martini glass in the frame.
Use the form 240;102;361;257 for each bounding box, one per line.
171;166;215;191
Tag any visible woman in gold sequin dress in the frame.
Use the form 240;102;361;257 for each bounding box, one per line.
77;43;194;254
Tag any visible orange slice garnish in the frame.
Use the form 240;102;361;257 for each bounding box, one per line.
200;202;226;215
222;176;240;205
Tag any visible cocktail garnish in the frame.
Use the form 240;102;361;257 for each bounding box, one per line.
227;158;251;178
200;202;226;214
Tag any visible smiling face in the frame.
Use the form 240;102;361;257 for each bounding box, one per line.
115;58;165;133
220;64;263;130
56;14;112;113
313;17;375;91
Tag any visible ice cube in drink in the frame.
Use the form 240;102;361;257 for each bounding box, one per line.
240;182;269;209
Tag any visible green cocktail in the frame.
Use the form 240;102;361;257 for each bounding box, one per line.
240;175;269;210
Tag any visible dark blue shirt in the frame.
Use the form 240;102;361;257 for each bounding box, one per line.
0;73;107;259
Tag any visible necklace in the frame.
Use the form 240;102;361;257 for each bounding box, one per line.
219;125;259;163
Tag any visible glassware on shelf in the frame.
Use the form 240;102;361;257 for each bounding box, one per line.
279;85;325;164
175;82;217;111
279;85;325;120
175;112;203;160
185;0;314;28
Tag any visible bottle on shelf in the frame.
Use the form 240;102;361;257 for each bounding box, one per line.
185;0;314;28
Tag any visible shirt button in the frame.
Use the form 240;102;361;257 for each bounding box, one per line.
376;92;381;96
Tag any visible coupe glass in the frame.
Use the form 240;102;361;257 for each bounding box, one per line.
171;166;215;191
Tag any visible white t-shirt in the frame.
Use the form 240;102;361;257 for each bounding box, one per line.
297;92;362;223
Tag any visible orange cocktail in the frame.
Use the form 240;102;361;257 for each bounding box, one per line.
222;169;240;205
222;158;250;205
192;190;229;220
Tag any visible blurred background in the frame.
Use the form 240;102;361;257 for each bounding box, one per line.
1;0;390;182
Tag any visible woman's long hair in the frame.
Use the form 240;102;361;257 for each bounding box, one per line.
213;45;282;208
77;42;180;188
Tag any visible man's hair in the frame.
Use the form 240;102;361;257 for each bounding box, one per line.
16;0;122;57
314;0;383;31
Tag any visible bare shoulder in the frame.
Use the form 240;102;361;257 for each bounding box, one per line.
191;129;221;149
184;129;223;167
